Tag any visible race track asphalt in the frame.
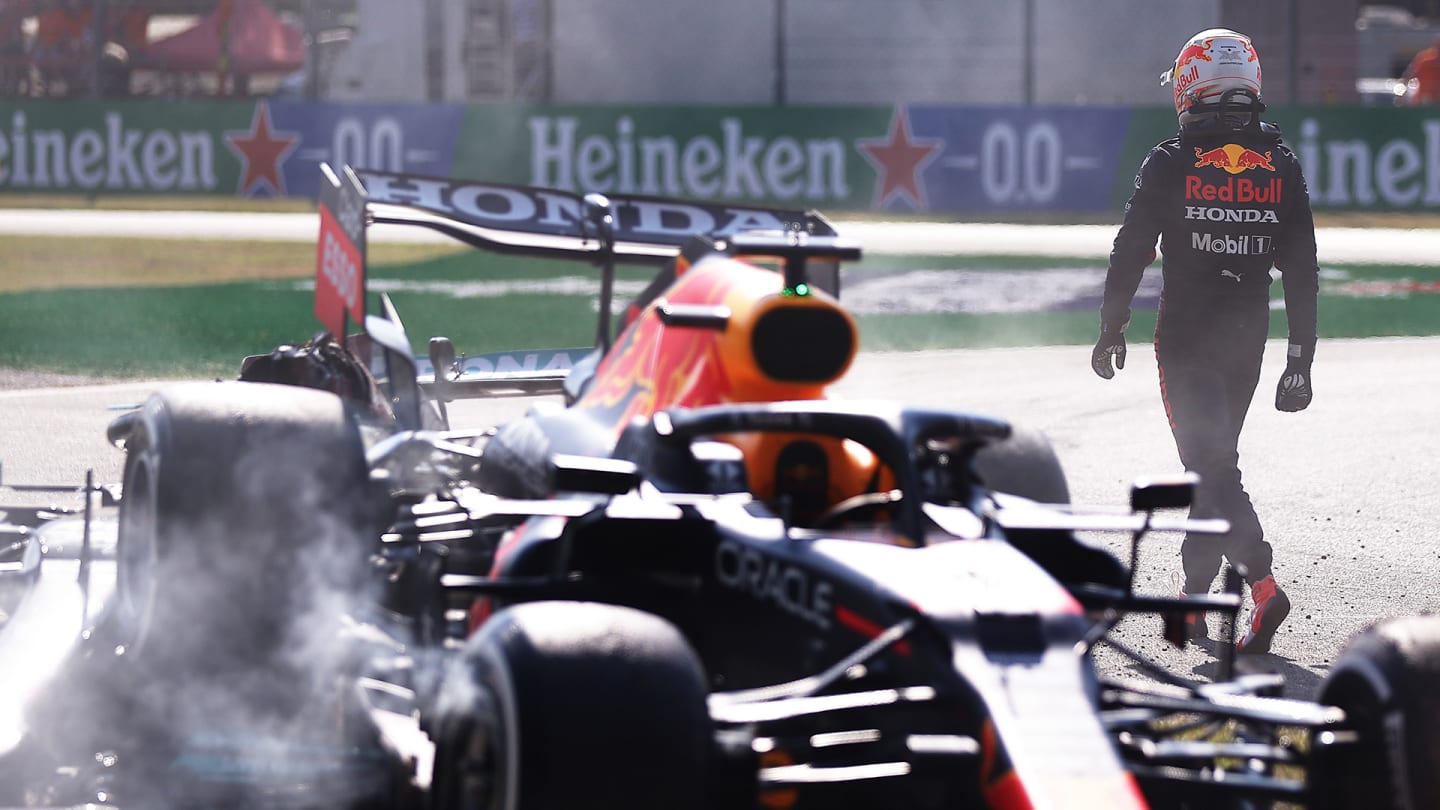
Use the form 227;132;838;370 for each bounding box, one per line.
4;335;1437;701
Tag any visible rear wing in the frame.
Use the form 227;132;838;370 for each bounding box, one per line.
314;165;856;416
356;168;841;265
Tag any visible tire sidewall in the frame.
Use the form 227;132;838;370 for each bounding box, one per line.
972;423;1071;505
1318;615;1440;810
111;381;375;680
431;602;710;810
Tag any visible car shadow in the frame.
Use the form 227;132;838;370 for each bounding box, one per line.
1186;637;1328;700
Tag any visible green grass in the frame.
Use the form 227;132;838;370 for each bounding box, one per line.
0;235;1437;380
850;259;1440;350
0;247;655;378
0;194;319;213
856;311;1143;353
0;283;312;378
0;233;467;294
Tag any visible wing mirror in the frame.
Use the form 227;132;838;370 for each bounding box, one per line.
582;193;618;354
1130;472;1199;512
549;454;641;496
427;336;456;425
1122;471;1199;595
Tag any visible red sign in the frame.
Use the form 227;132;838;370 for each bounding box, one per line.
314;164;367;337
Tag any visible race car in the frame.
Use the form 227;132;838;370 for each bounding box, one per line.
0;164;1438;810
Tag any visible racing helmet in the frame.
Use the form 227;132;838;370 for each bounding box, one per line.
1163;29;1264;128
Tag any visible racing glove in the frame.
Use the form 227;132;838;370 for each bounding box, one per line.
1091;327;1127;380
1275;343;1313;412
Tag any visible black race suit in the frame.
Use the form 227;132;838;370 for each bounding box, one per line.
1100;123;1318;592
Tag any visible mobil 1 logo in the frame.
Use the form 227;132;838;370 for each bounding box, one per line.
1191;232;1272;256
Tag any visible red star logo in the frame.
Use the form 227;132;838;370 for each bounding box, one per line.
858;109;942;210
225;103;299;197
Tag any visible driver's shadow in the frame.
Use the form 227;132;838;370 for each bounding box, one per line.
1187;638;1328;700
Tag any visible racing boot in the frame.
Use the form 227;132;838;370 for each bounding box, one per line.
1168;570;1209;645
1237;575;1290;656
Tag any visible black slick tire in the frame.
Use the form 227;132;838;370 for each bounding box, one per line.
972;423;1070;505
112;380;376;684
1314;613;1440;810
430;601;711;810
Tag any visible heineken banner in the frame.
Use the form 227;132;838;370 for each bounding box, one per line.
0;99;1437;213
0;100;462;198
452;105;1137;212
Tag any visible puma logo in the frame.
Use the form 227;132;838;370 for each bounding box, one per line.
1220;269;1243;282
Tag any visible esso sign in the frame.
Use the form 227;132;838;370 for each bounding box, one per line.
315;164;367;336
315;209;365;335
321;228;360;310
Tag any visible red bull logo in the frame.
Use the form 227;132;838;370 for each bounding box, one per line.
1193;144;1276;174
1173;64;1201;98
1185;174;1283;204
1175;40;1213;70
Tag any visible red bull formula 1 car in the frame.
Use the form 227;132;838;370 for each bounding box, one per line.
1;165;1438;810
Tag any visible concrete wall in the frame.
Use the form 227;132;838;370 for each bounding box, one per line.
1033;0;1218;106
548;0;1036;105
324;0;429;102
549;0;777;103
1222;0;1361;104
780;0;1023;104
328;0;1361;106
547;0;1355;106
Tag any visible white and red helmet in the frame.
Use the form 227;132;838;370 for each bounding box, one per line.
1164;29;1263;120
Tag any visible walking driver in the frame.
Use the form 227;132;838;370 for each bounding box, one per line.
1091;28;1319;656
